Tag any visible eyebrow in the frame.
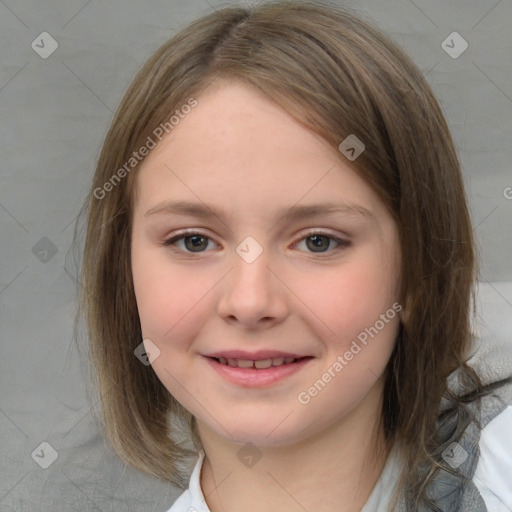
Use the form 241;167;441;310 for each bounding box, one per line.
144;200;375;223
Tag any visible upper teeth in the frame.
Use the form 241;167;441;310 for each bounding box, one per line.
218;357;296;368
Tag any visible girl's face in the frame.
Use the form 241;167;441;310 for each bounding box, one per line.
131;80;401;447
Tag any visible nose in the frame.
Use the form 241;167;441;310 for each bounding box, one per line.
217;243;288;330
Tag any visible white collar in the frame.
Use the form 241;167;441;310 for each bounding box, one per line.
187;450;210;512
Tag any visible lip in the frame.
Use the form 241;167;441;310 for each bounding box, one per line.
204;350;305;360
204;355;314;387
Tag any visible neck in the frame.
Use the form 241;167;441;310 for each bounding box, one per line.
198;379;390;512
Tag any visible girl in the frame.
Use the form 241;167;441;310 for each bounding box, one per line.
75;1;512;511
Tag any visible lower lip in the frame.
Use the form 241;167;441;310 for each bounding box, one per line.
204;357;313;387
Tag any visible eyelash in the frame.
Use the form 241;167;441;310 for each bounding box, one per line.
162;229;350;255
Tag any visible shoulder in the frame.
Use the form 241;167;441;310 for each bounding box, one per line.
473;404;512;511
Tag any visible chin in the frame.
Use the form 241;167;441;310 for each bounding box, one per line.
208;414;314;448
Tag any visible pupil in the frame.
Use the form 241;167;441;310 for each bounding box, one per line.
308;235;329;252
186;235;207;252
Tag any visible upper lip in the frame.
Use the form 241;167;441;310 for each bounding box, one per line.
204;350;309;360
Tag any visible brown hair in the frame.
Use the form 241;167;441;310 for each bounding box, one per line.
72;0;512;508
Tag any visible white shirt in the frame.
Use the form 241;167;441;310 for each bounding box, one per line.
167;405;512;512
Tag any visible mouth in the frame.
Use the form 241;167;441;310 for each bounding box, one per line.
204;355;314;387
209;356;310;369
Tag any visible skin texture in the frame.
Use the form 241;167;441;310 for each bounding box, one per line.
131;79;402;512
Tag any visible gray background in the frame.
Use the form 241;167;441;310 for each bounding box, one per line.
1;0;511;510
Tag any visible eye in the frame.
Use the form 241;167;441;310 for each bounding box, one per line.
293;231;350;254
163;230;218;253
163;229;349;255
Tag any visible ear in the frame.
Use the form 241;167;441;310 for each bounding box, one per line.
397;294;411;325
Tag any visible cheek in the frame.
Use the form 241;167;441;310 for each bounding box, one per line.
301;255;399;342
131;246;211;343
294;259;399;417
132;253;210;402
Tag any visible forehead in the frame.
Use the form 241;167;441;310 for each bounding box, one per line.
147;80;335;167
133;80;377;210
